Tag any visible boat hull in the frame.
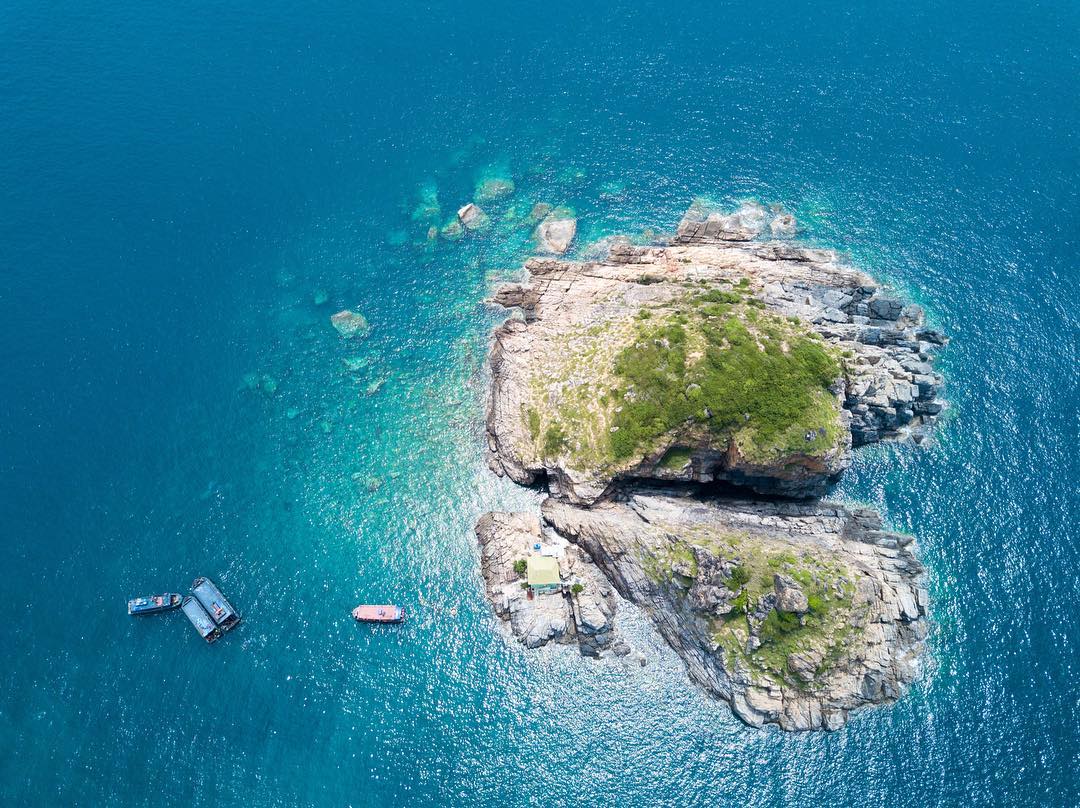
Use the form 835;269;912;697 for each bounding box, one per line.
128;594;183;615
351;604;406;624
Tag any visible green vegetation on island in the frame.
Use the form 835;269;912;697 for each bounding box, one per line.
609;291;842;463
639;526;861;689
520;287;844;474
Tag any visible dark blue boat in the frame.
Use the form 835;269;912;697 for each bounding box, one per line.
181;596;221;643
127;593;182;615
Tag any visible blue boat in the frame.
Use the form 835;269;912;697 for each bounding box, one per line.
181;596;221;643
127;593;182;615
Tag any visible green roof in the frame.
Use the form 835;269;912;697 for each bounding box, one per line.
526;555;560;587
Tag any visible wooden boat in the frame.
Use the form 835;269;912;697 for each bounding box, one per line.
127;593;182;615
351;604;406;624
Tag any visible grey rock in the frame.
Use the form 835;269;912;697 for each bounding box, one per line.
330;309;370;338
523;494;928;732
535;211;577;254
457;202;489;231
774;574;809;613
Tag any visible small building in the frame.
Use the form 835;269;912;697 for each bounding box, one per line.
526;555;561;594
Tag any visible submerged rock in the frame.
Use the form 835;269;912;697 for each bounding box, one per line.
411;180;441;222
527;202;553;224
366;376;389;396
599;181;628;200
330;309;370;338
341;356;370;373
475;176;515;203
313;289;329;306
239;372;279;397
352;472;384;492
440;218;464;241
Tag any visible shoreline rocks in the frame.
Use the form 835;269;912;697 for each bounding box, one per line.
540;493;928;731
485;220;945;505
457;202;490;231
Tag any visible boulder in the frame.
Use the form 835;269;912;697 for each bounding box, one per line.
535;210;577;254
528;202;553;224
457;203;489;231
440;218;464;240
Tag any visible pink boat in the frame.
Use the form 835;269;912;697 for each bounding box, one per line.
351;604;406;624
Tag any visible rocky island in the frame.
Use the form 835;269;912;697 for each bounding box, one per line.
476;201;946;731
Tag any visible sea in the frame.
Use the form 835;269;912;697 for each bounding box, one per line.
1;1;1077;805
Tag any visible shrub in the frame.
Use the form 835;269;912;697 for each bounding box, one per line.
727;589;749;617
759;609;801;643
695;289;742;305
806;592;827;613
542;423;568;456
725;565;751;591
513;559;528;576
571;583;585;595
526;408;541;441
659;446;692;470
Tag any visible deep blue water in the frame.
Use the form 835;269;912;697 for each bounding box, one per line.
2;1;1078;805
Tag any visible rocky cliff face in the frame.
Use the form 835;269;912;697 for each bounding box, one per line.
476;203;944;731
541;493;927;731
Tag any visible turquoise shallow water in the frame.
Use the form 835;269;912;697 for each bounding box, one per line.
1;1;1078;805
